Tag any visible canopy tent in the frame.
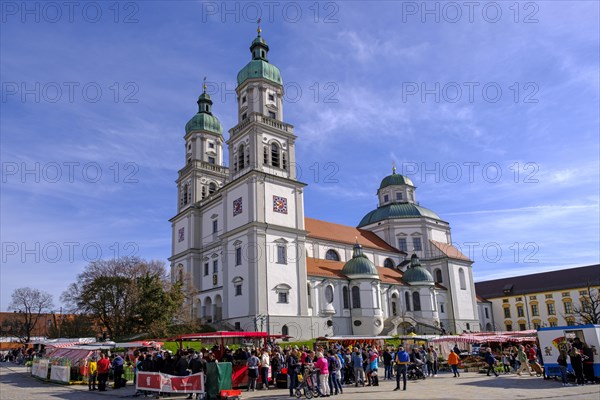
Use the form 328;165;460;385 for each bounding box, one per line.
44;347;93;366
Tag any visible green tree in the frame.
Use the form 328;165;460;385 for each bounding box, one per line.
61;257;182;340
5;287;54;344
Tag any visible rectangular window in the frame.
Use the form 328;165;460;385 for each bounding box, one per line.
213;260;218;274
547;303;555;315
412;237;422;251
395;192;403;201
506;324;512;332
398;238;407;252
531;304;539;316
235;247;242;266
484;308;489;319
579;290;588;296
562;292;570;297
204;263;209;276
268;111;276;119
550;321;558;327
277;245;287;264
517;305;524;318
208;142;215;149
545;294;553;299
564;302;572;314
502;299;509;303
278;292;288;303
383;194;389;203
440;303;445;313
234;322;241;330
241;113;247;120
533;322;541;329
212;220;218;233
268;94;275;101
504;307;511;318
516;297;523;301
519;323;527;330
235;284;242;296
529;295;537;300
208;156;216;165
242;95;247;103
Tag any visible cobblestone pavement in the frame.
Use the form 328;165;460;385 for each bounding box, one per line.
1;363;599;400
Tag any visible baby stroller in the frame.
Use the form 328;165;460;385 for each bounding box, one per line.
295;366;319;399
407;363;426;380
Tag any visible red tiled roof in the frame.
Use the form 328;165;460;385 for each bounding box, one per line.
305;217;401;253
429;240;471;261
475;264;600;299
306;257;407;285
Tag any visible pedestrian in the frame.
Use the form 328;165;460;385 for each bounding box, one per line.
97;353;110;392
383;347;393;380
429;346;438;377
557;349;570;386
569;346;585;385
314;352;330;397
501;351;511;374
516;345;534;376
88;356;97;391
246;350;260;391
448;349;460;377
484;348;499;377
393;346;409;391
351;347;364;387
260;349;271;389
287;349;300;397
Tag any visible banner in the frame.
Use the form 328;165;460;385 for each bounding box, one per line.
136;372;204;394
50;365;70;383
32;359;49;379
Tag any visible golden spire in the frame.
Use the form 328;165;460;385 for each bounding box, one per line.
203;77;207;93
392;161;397;174
257;18;262;35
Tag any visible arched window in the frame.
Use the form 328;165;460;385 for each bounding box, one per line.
412;291;421;311
271;142;280;168
201;186;207;199
282;325;289;336
263;146;269;165
384;258;395;269
434;269;443;284
405;291;411;311
237;144;245;170
208;182;217;195
325;249;340;261
459;268;466;290
325;285;334;304
391;293;398;316
307;283;312;308
342;286;349;309
351;286;361;308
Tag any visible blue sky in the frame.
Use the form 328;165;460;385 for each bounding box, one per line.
1;1;599;311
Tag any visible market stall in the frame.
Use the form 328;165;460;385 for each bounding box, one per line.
171;331;290;389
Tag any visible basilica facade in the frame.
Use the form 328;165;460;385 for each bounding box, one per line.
169;29;480;340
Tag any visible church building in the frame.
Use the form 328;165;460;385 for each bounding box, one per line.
170;28;480;340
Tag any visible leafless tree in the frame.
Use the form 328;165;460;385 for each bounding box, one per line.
6;287;54;344
572;283;600;325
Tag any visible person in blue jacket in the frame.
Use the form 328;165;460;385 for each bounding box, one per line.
394;346;410;391
484;348;499;377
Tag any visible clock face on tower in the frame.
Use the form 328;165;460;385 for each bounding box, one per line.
233;197;243;216
273;195;288;214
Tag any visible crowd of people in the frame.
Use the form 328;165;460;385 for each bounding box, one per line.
2;336;597;397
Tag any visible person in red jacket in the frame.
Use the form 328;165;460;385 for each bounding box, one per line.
97;353;111;391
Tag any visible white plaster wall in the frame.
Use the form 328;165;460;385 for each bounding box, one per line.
265;233;299;316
